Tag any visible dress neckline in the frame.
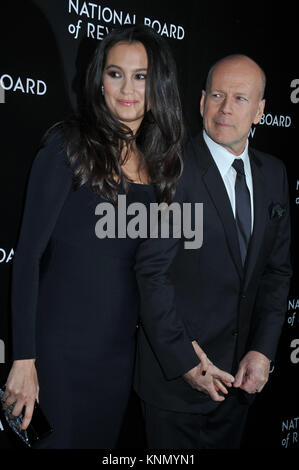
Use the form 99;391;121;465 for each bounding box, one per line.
129;181;152;186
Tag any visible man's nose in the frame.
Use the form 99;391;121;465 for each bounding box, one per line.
220;96;233;114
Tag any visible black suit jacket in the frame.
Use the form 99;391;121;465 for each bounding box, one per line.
134;133;292;413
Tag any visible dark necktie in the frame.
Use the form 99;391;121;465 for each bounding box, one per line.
232;158;251;266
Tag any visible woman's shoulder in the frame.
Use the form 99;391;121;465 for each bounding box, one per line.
39;121;73;154
31;122;76;180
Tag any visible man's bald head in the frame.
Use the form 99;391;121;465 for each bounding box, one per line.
205;54;266;101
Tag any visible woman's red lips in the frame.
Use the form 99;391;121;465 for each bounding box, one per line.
117;100;138;106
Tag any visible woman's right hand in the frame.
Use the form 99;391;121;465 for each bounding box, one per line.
2;359;39;430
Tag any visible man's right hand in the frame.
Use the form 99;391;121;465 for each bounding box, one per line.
183;341;235;402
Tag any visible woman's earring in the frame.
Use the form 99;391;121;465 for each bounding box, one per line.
101;85;104;95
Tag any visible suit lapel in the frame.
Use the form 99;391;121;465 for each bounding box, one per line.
192;135;243;280
243;149;267;290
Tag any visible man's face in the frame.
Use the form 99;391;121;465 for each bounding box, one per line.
200;58;265;155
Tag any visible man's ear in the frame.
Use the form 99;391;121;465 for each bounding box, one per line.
200;90;206;118
253;98;265;125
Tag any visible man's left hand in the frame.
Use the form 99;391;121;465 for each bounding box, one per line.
233;351;271;394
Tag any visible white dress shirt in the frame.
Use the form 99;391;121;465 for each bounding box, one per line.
203;130;254;232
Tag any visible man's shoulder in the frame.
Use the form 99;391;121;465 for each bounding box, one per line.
183;132;207;168
249;146;287;173
184;132;204;154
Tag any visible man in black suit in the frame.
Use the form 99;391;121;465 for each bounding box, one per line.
134;54;292;449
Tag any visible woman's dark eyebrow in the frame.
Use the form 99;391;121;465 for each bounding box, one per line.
105;64;147;72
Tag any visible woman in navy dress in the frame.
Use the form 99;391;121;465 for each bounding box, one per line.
2;25;184;448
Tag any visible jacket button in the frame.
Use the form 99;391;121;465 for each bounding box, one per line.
232;330;238;336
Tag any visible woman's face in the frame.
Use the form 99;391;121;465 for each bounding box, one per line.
103;41;148;133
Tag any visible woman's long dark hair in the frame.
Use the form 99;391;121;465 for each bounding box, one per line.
51;25;184;204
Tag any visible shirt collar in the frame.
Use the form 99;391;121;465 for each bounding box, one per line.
203;130;249;178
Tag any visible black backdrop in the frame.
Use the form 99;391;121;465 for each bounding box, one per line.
0;0;298;452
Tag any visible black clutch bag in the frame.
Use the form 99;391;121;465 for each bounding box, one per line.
0;386;53;447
